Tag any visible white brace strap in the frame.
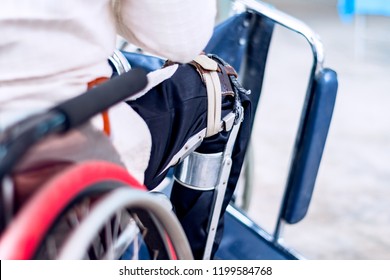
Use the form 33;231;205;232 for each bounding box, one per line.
157;55;238;175
193;55;222;138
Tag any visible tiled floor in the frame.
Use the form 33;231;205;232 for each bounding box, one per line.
244;0;390;259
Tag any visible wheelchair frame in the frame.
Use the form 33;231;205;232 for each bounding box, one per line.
0;0;338;260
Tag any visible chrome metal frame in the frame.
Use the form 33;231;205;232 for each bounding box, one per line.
236;0;325;74
233;0;329;245
109;49;132;74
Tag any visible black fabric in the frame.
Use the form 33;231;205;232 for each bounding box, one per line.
170;92;251;259
127;64;237;188
127;62;252;259
127;64;208;188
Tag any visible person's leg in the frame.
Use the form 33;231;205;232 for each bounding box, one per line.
127;63;209;188
169;94;251;259
127;59;252;259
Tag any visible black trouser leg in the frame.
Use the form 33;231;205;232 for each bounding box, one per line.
127;64;252;259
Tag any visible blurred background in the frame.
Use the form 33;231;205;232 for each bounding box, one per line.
219;0;390;259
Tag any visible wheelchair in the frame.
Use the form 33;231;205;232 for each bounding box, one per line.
0;0;338;260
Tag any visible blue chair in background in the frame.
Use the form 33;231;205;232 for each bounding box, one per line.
338;0;390;57
338;0;390;21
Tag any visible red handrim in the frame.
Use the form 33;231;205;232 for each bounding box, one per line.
0;160;146;260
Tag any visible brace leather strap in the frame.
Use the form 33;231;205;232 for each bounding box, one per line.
190;55;225;137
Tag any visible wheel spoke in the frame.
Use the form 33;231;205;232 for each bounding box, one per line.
45;236;58;259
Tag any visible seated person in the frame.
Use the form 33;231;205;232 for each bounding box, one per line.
0;0;252;259
0;0;215;204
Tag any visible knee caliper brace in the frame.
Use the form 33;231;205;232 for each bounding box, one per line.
173;54;249;259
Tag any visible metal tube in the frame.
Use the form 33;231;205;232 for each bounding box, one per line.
236;0;325;73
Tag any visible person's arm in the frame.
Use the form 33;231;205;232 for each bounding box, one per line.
112;0;217;63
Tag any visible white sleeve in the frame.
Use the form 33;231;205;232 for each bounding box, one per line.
113;0;217;63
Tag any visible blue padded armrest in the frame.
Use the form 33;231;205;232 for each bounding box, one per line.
282;68;338;224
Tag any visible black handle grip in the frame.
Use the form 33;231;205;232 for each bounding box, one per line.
51;68;147;131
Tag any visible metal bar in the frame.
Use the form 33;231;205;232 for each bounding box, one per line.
234;0;329;243
236;0;325;73
202;109;244;260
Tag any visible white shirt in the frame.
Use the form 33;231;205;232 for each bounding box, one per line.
0;0;216;183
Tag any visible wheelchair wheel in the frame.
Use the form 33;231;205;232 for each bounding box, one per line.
0;161;192;260
58;187;193;260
